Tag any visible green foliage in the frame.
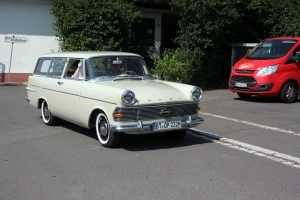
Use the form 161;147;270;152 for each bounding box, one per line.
170;0;240;89
50;0;141;51
168;0;300;89
153;49;193;84
50;0;300;89
263;0;300;37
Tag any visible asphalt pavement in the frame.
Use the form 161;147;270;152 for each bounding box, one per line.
0;84;300;200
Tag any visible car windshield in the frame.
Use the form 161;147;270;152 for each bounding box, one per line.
246;39;297;60
86;56;152;81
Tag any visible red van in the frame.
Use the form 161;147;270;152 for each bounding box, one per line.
229;37;300;103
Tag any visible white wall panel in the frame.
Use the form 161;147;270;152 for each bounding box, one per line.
0;0;59;75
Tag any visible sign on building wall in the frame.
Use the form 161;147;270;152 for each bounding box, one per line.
5;35;28;43
4;35;29;83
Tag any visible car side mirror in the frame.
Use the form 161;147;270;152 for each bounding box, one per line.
293;51;300;63
155;74;161;80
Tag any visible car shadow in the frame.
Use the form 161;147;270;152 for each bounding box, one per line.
57;119;212;151
233;95;299;103
120;131;212;151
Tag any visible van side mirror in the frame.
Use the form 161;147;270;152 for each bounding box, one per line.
293;51;300;62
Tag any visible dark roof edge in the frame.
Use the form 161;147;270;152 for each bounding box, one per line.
131;0;171;10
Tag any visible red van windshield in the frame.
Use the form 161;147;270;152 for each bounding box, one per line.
246;39;297;60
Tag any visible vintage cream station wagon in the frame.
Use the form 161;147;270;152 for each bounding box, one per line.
25;51;204;147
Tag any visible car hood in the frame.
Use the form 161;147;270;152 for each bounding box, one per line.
234;58;282;70
99;79;190;104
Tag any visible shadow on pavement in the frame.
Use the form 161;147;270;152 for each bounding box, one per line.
58;120;212;151
233;95;296;103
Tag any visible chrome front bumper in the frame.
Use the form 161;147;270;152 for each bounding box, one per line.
110;116;204;134
25;96;30;102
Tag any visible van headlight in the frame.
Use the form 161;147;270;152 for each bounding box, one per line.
257;64;279;76
122;90;135;105
191;87;202;101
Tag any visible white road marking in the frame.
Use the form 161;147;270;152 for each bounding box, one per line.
189;128;300;169
201;112;300;136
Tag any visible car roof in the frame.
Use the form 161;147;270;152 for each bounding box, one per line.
39;51;142;59
264;37;300;41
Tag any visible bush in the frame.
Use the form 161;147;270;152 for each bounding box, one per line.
50;0;141;51
153;49;193;84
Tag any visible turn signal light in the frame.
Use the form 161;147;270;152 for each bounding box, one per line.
113;114;123;118
196;107;201;112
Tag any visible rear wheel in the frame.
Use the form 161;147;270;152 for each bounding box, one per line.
96;113;121;148
237;92;251;99
165;129;187;140
279;82;297;103
41;100;57;125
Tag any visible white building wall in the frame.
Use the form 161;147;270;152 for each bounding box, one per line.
0;0;59;82
0;0;170;82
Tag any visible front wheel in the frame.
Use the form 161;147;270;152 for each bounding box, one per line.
96;113;121;148
41;100;57;125
165;129;187;140
279;82;297;103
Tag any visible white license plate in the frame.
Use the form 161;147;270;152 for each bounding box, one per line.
235;82;247;87
152;121;181;131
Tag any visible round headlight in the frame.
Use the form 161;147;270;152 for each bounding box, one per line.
191;87;202;101
122;90;135;105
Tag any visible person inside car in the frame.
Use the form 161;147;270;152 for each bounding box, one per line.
107;59;122;76
71;60;84;79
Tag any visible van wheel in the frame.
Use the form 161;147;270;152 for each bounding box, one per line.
165;129;187;140
41;100;57;125
279;82;297;103
237;92;251;99
96;113;121;148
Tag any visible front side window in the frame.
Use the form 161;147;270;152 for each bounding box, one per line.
247;40;297;60
64;59;85;80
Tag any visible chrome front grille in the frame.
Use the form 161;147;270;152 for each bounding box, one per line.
114;103;198;121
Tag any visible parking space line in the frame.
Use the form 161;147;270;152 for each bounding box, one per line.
201;112;300;136
188;128;300;169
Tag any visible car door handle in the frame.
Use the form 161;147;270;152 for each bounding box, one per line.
57;81;63;85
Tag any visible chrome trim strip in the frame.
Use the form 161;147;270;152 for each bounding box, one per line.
40;87;117;105
42;87;80;97
81;96;117;105
110;117;204;133
26;87;36;92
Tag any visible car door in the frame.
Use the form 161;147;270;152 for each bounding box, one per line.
42;57;67;117
54;58;85;125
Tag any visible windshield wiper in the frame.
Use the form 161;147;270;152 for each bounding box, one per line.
114;75;144;81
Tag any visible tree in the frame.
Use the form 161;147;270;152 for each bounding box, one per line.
165;0;300;89
50;0;141;51
169;0;240;89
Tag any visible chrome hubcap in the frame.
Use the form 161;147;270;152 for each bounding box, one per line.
43;103;50;120
99;120;108;137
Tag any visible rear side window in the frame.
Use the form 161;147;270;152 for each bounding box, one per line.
34;58;51;75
